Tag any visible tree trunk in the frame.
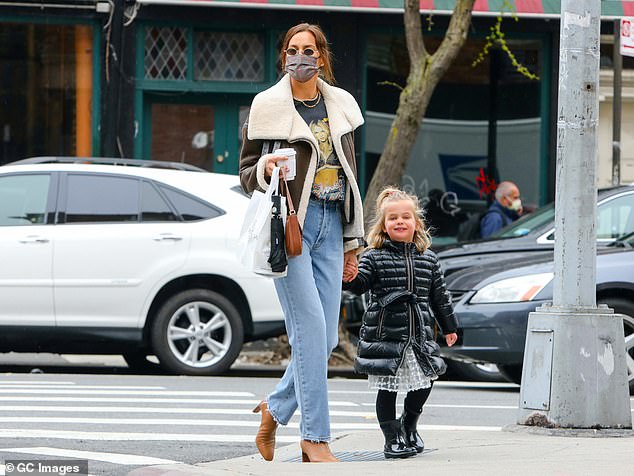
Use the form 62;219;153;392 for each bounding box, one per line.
363;0;476;230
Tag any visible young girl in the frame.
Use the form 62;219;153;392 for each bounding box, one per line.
343;187;458;459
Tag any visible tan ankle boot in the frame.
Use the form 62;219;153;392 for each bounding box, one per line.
253;400;277;461
300;440;339;463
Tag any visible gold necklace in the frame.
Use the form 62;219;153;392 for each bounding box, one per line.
294;91;321;108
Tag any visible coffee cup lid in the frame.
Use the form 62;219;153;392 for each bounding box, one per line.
274;148;295;156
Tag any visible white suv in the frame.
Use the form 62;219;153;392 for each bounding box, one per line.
0;157;284;375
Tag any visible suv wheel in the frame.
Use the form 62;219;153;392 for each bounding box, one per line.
151;289;244;376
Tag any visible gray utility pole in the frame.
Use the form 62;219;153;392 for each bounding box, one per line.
613;19;622;186
517;0;631;428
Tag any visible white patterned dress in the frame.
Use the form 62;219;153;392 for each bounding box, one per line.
368;346;435;392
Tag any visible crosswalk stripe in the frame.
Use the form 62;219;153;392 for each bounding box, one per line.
0;425;501;442
0;381;76;385
0;406;371;416
0;429;299;442
0;417;378;426
359;403;520;410
0;397;358;407
0;447;178;465
0;389;253;396
0;412;374;426
0;385;166;390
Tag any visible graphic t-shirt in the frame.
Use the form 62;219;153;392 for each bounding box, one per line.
294;95;346;201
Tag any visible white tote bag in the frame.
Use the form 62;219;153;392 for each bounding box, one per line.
238;166;287;277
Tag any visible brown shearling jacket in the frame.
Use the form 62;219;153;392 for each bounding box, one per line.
239;75;365;253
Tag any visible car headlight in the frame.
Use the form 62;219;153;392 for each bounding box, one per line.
470;272;553;304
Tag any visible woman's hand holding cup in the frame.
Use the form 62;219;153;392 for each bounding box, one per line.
264;154;291;178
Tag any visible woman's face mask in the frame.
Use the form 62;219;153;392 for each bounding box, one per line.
285;54;320;83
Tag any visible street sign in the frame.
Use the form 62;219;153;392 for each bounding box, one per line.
622;17;634;58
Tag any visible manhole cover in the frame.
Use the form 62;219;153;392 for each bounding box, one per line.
284;448;436;462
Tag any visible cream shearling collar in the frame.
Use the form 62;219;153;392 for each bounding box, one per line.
246;75;364;142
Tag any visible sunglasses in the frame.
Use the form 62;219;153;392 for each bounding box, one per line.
285;47;317;57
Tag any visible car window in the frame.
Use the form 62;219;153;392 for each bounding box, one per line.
597;192;634;239
0;174;50;226
65;174;139;223
159;185;222;221
141;181;178;222
494;203;555;238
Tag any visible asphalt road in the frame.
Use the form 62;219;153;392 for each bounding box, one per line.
0;354;528;476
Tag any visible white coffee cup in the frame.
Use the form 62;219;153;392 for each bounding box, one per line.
274;148;296;181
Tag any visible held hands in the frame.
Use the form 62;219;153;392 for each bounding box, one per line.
342;250;358;282
264;154;291;178
445;333;458;347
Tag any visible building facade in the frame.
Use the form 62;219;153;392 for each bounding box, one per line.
1;0;633;241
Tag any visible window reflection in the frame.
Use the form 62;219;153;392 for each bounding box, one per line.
0;24;93;164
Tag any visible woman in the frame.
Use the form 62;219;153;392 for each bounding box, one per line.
239;23;364;462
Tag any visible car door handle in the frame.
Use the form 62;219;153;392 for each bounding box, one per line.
18;235;50;244
153;233;183;242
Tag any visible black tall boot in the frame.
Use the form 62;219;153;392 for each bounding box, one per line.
379;420;417;459
400;407;424;453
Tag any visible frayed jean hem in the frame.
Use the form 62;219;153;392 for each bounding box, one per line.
266;401;286;426
301;435;331;443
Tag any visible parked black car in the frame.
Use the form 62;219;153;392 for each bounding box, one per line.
441;233;634;393
436;185;634;276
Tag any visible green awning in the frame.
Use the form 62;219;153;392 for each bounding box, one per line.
137;0;634;19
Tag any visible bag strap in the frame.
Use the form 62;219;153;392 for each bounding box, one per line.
250;166;281;235
281;170;296;215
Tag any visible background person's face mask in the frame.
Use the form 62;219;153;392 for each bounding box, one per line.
285;54;319;83
508;198;522;212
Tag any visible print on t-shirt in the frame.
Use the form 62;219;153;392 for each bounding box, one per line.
310;117;345;201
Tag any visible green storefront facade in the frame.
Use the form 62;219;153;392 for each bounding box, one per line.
1;0;633;241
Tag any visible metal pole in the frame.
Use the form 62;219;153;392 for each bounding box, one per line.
517;0;631;429
487;48;500;195
612;19;622;187
551;3;599;308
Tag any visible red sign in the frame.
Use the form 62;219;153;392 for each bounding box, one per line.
621;18;634;58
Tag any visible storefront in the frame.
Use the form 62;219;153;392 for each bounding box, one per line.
3;0;633;243
130;1;559;211
0;1;103;164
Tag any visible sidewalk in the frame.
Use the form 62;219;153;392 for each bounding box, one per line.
129;425;634;476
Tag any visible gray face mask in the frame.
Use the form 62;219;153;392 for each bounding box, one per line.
285;54;319;83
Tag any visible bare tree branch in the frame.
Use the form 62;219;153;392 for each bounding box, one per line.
404;0;426;65
363;0;475;230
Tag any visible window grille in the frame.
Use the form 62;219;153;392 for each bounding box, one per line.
194;31;264;82
144;27;188;80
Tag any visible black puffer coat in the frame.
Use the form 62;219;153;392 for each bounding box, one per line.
344;239;458;377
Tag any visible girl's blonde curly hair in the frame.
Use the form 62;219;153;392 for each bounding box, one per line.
367;186;431;252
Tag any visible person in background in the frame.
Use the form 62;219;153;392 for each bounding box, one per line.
480;181;523;238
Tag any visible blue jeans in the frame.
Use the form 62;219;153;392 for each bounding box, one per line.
267;198;344;442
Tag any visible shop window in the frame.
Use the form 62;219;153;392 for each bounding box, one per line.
365;33;543;245
194;32;264;82
600;40;634;70
0;24;93;164
144;27;188;80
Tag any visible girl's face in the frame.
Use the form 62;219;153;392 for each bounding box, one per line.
382;199;417;243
